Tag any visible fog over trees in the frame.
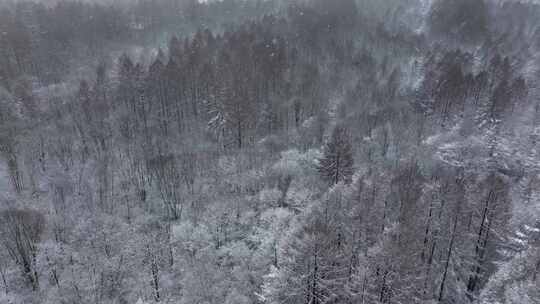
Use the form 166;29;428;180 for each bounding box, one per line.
0;0;539;303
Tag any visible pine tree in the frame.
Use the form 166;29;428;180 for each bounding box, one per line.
317;126;354;185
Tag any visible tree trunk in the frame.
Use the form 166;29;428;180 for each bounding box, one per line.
438;205;459;302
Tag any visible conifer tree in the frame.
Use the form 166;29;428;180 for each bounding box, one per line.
317;125;354;185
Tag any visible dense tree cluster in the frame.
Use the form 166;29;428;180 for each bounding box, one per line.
428;0;489;44
0;0;539;303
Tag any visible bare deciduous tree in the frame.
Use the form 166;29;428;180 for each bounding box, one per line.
0;209;45;291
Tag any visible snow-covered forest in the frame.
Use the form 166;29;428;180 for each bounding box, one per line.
0;0;539;303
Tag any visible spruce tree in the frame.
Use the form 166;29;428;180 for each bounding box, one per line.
317;126;354;185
